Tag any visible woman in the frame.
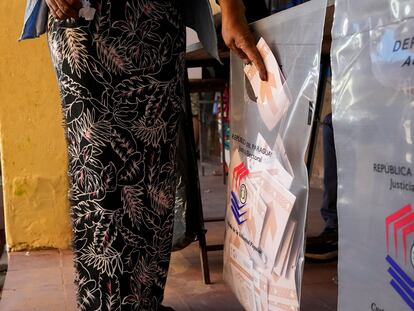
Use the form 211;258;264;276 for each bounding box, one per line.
24;0;266;310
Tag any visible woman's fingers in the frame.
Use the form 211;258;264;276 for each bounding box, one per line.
55;0;79;18
45;0;59;18
237;39;268;81
229;41;251;64
46;0;81;20
46;0;71;19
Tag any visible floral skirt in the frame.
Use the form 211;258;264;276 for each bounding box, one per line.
47;1;185;310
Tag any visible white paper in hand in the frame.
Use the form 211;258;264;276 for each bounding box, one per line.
244;38;291;131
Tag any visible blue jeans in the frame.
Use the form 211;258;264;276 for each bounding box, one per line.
321;113;338;231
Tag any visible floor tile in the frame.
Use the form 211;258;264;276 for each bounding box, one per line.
7;250;60;272
3;268;62;290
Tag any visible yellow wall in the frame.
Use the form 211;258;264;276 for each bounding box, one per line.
0;2;72;251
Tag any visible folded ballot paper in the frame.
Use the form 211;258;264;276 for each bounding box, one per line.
224;1;326;310
247;133;294;190
244;38;292;131
225;138;298;311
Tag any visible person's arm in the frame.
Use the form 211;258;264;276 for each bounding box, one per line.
219;0;268;81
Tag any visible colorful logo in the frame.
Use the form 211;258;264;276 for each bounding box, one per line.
230;191;247;225
239;184;247;204
231;162;249;225
385;204;414;309
233;162;249;189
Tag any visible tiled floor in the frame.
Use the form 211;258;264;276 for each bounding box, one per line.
0;169;337;310
0;250;76;310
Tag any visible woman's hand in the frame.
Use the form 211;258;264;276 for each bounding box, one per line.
45;0;82;20
220;0;267;81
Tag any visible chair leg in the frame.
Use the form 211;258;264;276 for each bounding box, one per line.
198;230;211;284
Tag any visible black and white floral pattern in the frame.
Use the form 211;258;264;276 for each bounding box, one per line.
47;1;185;310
